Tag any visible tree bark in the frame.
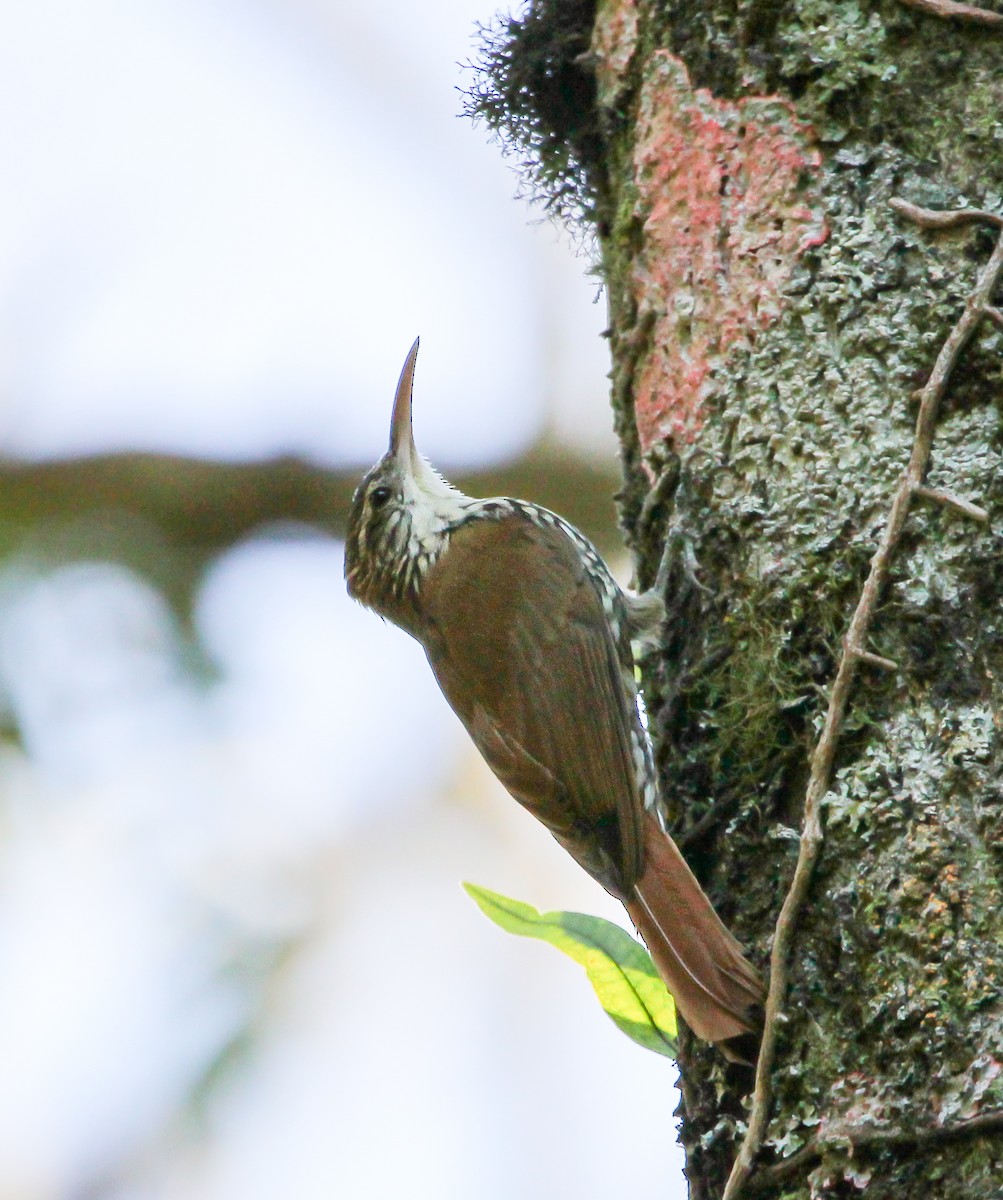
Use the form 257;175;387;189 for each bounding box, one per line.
474;2;1003;1196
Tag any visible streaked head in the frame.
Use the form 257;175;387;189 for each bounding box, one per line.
344;339;469;617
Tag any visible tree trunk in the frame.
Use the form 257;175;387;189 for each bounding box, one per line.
473;2;1003;1196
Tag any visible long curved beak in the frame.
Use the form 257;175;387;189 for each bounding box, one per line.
389;337;421;471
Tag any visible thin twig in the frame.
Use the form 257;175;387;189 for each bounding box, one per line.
638;453;680;540
722;205;1003;1200
850;646;899;672
889;198;1003;229
913;484;990;522
677;794;740;849
986;305;1003;328
896;0;1003;26
745;1109;1003;1194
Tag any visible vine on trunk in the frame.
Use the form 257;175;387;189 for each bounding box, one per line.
723;200;1003;1199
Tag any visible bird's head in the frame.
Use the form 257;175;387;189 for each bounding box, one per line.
344;339;469;619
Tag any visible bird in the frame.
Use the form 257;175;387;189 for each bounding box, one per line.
344;338;763;1061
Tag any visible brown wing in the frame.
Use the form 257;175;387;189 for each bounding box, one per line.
418;513;644;898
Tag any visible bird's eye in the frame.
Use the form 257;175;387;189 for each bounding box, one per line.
370;485;392;507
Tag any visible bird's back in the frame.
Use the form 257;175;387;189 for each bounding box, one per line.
418;509;647;899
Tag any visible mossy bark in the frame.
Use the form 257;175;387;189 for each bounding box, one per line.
474;2;1003;1196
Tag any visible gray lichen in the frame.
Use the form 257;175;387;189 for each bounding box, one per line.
643;175;1003;1194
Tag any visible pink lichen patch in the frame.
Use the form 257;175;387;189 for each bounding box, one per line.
630;52;828;454
592;0;639;107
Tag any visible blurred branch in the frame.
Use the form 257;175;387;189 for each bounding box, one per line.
0;447;624;558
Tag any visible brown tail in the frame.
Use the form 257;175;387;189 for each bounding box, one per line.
624;810;763;1063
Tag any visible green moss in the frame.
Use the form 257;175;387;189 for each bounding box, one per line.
464;0;604;224
777;0;894;141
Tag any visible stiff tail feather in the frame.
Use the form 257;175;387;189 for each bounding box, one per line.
624;810;763;1063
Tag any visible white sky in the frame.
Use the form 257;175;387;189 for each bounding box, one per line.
0;2;689;1197
0;0;614;468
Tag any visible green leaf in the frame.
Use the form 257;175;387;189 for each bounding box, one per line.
463;882;677;1058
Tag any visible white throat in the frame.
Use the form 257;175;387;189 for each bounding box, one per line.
404;454;471;555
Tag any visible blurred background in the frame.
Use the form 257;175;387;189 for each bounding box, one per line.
0;2;686;1196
